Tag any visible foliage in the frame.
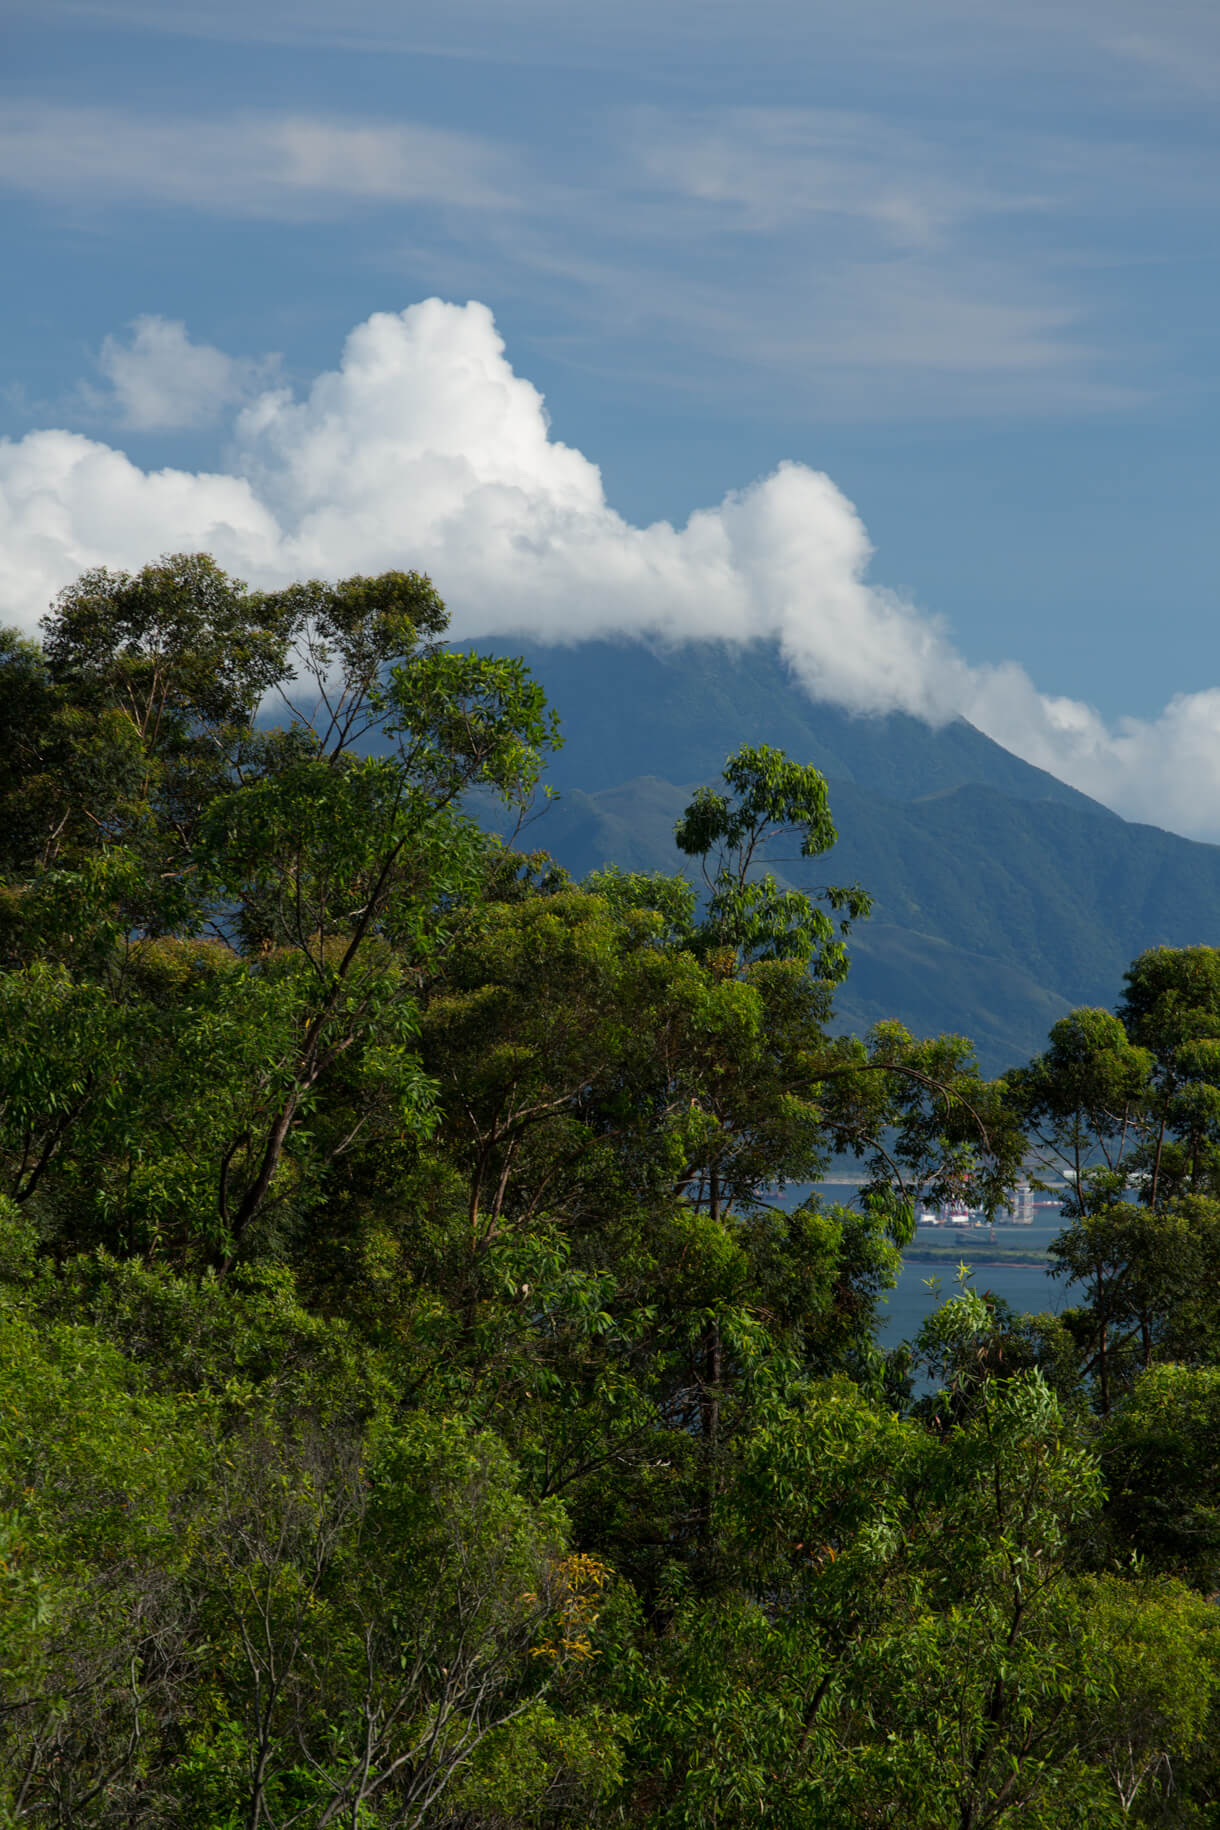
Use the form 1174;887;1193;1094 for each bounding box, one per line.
0;556;1218;1826
674;741;870;977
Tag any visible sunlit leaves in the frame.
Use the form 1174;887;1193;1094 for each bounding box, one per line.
675;743;870;975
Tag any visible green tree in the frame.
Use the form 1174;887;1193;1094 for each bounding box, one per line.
0;556;557;1269
674;741;870;977
11;552;1220;1829
1118;946;1220;1209
1007;1007;1152;1220
1100;1362;1220;1593
1005;961;1220;1413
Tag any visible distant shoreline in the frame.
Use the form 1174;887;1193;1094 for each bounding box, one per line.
903;1251;1048;1270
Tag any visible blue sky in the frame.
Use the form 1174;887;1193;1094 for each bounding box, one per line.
2;0;1220;832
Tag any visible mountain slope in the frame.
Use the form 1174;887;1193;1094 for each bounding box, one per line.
473;637;1220;1072
500;637;1113;815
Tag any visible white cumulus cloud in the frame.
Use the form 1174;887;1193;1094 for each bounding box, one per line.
1;297;1218;839
90;316;281;431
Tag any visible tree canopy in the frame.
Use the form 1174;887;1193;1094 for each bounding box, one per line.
0;555;1217;1829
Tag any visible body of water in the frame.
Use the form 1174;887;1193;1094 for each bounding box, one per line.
800;1187;1071;1351
878;1257;1063;1350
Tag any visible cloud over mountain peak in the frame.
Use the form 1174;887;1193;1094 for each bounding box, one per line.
2;299;1218;839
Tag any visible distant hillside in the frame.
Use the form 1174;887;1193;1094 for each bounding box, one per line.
471;637;1220;1073
500;638;1113;816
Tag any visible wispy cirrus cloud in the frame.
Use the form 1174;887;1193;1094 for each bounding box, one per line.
16;0;1220;88
1105;30;1220;95
0;105;516;216
631;107;1005;246
0;84;1200;418
495;105;1131;412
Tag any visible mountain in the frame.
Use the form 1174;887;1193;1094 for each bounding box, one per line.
502;638;1110;815
472;637;1220;1074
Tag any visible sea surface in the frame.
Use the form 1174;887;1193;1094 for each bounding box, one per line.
802;1185;1070;1350
878;1253;1062;1351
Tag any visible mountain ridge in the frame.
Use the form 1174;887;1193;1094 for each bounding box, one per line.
493;636;1115;819
467;636;1220;1073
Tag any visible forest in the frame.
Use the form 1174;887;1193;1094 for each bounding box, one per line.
1;555;1219;1829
